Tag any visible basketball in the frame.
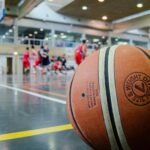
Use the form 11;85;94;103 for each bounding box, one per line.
67;45;150;150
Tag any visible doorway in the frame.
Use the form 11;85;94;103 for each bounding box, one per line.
7;57;13;74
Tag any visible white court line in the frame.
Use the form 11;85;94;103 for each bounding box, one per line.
0;84;66;105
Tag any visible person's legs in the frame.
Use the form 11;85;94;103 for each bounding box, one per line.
23;61;30;74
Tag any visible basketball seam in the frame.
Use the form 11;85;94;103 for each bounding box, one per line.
104;47;123;150
108;45;131;150
69;73;96;149
99;47;119;150
136;47;150;59
98;50;112;150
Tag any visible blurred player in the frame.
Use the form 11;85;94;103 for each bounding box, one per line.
94;43;101;51
22;47;30;74
61;54;68;70
40;45;51;74
31;45;38;73
74;39;87;65
53;56;65;74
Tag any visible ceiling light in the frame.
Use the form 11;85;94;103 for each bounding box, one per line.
44;37;49;41
137;3;143;8
102;16;108;20
2;35;6;39
48;0;53;2
118;42;128;45
13;51;18;55
40;28;44;31
29;34;32;37
98;0;104;2
53;34;58;38
5;32;8;35
9;29;13;33
82;6;88;10
93;38;100;42
60;33;64;36
34;31;38;34
61;35;67;39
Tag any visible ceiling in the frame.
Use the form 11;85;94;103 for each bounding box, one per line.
5;0;150;23
59;0;150;22
6;0;21;6
3;0;150;35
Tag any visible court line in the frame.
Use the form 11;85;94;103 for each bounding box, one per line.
24;82;65;88
22;85;66;98
0;124;73;141
0;84;66;105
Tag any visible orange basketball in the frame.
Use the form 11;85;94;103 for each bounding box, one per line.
67;45;150;150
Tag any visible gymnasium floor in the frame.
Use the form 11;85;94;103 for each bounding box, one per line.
0;73;91;150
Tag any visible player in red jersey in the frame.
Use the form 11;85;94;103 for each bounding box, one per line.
74;40;87;65
22;47;30;74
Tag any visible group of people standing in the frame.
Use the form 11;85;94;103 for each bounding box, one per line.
22;45;68;74
22;45;50;74
22;39;96;75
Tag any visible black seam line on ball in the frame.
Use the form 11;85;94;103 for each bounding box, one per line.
104;47;123;150
69;73;96;149
136;47;150;59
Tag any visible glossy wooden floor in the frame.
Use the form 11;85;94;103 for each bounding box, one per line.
0;73;91;150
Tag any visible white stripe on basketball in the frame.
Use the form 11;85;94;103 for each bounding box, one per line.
99;47;119;150
108;45;130;150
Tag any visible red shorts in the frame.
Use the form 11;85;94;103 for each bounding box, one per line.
53;62;61;70
34;57;41;67
75;51;82;65
23;60;30;69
